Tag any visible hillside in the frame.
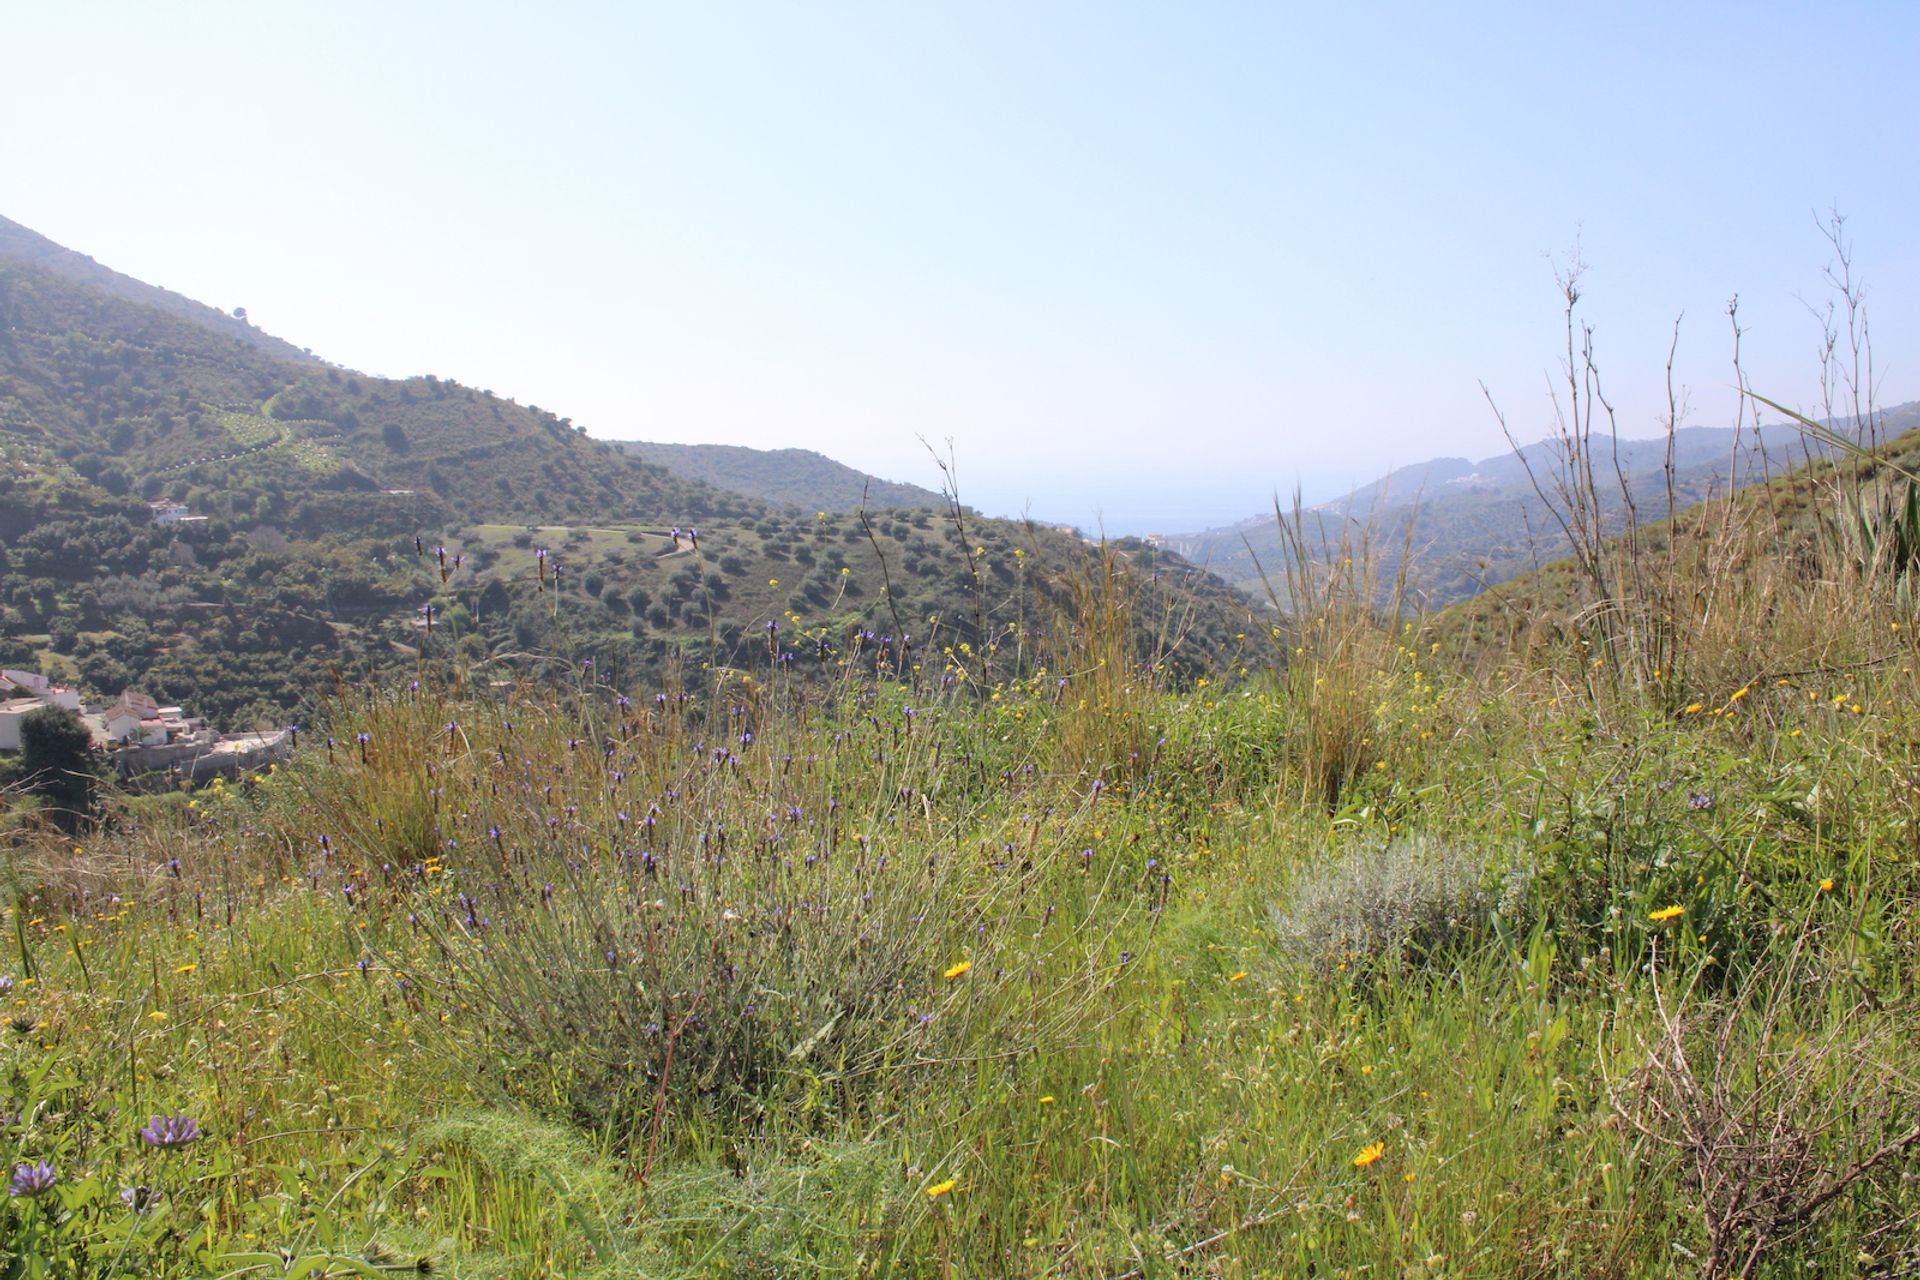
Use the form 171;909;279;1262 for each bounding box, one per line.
613;440;947;512
1169;405;1920;608
0;221;1253;724
0;213;321;366
6;415;1917;1275
1435;416;1920;665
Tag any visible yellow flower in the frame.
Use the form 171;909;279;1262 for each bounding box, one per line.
1649;905;1686;923
1038;1095;1056;1105
1684;703;1704;714
943;960;972;979
1227;970;1249;983
1353;1141;1385;1168
926;1178;957;1199
1819;878;1835;892
147;1011;168;1022
173;963;196;974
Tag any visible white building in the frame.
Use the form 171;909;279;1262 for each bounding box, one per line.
0;698;52;752
0;671;82;712
150;500;192;524
102;692;197;747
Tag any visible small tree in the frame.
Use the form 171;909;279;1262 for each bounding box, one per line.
18;705;106;831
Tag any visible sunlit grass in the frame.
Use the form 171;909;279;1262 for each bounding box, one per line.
7;451;1920;1275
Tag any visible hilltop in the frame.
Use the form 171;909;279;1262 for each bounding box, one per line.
613;440;947;512
0;213;320;366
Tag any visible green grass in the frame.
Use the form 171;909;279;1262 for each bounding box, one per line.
8;409;1920;1275
4;591;1917;1276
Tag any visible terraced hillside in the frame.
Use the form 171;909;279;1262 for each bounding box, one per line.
0;229;1254;723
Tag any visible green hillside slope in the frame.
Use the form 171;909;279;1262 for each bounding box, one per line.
0;236;1252;725
613;440;947;511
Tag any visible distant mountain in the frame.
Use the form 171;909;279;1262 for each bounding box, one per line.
613;440;947;513
1167;407;1920;609
0;213;321;366
1433;417;1920;655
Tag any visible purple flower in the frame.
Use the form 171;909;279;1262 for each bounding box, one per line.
8;1160;56;1197
120;1183;159;1213
139;1114;202;1150
1688;792;1713;811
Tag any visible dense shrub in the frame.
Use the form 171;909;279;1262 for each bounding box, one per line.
1272;837;1530;980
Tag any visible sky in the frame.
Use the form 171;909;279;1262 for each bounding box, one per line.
3;3;1917;533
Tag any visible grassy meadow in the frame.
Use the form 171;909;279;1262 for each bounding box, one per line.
5;429;1920;1278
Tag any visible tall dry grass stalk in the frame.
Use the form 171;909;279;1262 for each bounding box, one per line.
1479;235;1918;719
1243;488;1419;808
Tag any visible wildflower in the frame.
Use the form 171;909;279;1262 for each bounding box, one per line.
1687;792;1712;811
1819;878;1835;892
140;1114;202;1149
1353;1141;1385;1168
926;1177;957;1199
120;1183;160;1213
1228;970;1249;983
147;1010;168;1022
8;1160;56;1197
1038;1095;1056;1104
1649;905;1686;923
943;960;973;979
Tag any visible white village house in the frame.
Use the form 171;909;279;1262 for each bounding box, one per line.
0;671;86;751
102;691;199;747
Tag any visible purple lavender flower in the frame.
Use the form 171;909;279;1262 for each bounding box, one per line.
139;1114;202;1150
1688;792;1713;811
8;1160;56;1197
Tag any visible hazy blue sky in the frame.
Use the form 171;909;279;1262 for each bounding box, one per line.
5;3;1916;531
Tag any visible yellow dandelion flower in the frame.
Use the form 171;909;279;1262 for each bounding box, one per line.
1649;905;1686;923
147;1010;168;1021
1684;703;1703;714
1819;878;1834;892
926;1178;957;1199
943;960;972;979
1353;1141;1385;1168
1038;1095;1056;1104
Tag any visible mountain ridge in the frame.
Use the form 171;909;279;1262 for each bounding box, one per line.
0;213;321;367
1168;405;1920;607
611;440;947;512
